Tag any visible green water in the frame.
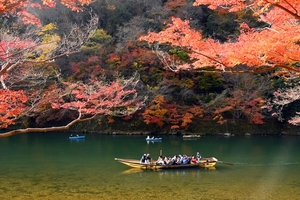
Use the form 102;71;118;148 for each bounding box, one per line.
1;133;300;200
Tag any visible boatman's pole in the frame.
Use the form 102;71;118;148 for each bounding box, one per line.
160;150;162;156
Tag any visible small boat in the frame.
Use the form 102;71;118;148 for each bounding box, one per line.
182;135;201;139
69;135;85;139
115;157;218;170
146;136;162;141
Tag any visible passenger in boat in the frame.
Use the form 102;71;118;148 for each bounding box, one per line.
176;155;183;165
169;155;177;165
156;156;165;165
182;155;189;164
140;154;147;164
191;156;197;164
146;136;150;139
196;152;202;161
70;134;73;137
164;156;170;165
145;154;151;164
76;134;79;137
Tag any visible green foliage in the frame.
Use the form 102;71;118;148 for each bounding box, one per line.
169;49;190;62
235;10;269;29
271;78;286;90
196;72;224;93
203;12;239;42
82;29;113;54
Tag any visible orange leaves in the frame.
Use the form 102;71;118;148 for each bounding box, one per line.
0;89;28;128
181;113;193;127
194;0;300;20
142;95;204;129
1;0;94;26
143;95;169;127
140;1;300;74
164;0;187;10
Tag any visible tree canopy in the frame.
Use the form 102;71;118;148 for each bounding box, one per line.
2;0;300;137
0;0;95;26
141;0;300;74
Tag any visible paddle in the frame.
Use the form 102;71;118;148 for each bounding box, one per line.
217;161;234;165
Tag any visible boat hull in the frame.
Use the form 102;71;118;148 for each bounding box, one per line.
69;136;85;139
115;158;217;170
146;138;162;141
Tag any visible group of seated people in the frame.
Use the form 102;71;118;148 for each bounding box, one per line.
140;154;152;164
140;152;202;165
156;153;202;166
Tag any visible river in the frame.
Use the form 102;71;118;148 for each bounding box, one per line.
0;133;299;199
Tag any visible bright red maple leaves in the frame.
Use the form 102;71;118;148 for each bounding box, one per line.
0;89;27;128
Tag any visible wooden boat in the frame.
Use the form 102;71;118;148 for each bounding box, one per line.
69;135;85;139
182;135;201;139
115;157;217;170
146;137;162;141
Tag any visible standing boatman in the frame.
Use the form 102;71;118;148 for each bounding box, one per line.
196;152;202;162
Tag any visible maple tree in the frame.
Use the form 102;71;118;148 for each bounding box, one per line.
0;0;95;26
0;16;98;132
0;75;144;138
142;94;203;130
0;89;27;128
0;15;98;79
140;0;300;74
139;0;300;126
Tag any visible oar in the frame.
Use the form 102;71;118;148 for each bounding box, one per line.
217;161;234;165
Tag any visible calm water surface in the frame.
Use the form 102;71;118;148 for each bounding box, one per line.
0;133;300;200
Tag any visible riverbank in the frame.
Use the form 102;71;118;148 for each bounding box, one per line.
69;118;300;136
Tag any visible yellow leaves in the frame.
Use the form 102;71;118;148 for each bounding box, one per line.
38;23;58;35
107;5;116;11
35;23;61;60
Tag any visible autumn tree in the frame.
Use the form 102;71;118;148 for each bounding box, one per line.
0;90;27;129
0;74;145;138
0;0;95;26
142;94;203;130
209;74;270;124
0;0;146;137
140;0;300;73
140;0;300;125
263;76;300;125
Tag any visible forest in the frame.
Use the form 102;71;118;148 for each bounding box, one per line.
1;0;300;137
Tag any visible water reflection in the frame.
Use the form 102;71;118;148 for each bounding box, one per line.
69;138;85;143
121;167;216;175
146;140;162;144
1;134;300;200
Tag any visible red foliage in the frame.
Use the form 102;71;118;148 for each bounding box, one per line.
140;1;300;74
0;89;27;128
0;38;36;61
51;79;143;119
1;0;94;26
70;56;106;80
142;95;204;129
